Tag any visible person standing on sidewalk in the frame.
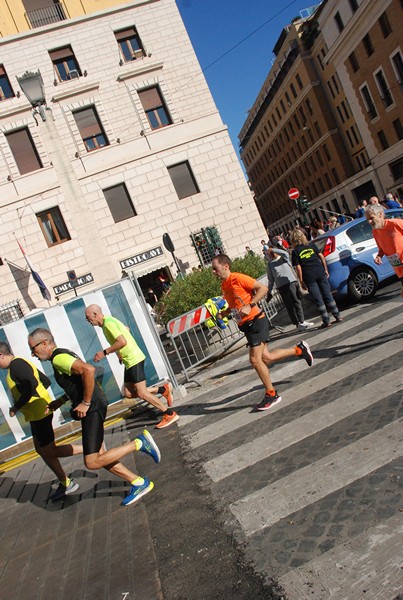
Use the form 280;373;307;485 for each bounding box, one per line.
27;328;161;506
290;228;343;328
84;304;178;429
211;254;313;411
0;342;82;501
266;245;314;331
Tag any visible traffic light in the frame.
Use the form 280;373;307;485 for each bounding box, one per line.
298;196;311;213
204;226;223;251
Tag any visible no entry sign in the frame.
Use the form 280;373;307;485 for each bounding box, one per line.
288;188;300;200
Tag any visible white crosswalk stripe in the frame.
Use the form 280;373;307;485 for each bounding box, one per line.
186;320;402;449
179;298;402;429
230;418;403;535
205;368;403;482
179;294;403;599
278;513;403;600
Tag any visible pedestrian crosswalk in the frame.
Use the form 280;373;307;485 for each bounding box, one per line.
204;367;403;483
178;295;403;600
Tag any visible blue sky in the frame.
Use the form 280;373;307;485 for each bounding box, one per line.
176;0;319;155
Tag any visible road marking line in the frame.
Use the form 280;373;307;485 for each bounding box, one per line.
186;329;402;449
204;368;403;482
179;302;402;429
229;418;403;536
278;514;403;600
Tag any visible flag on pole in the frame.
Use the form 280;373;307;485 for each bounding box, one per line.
16;239;51;301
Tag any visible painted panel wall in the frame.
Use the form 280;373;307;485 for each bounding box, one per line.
0;278;169;451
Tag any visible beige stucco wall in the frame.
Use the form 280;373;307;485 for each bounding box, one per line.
0;0;263;311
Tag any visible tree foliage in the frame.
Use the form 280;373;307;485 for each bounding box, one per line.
155;253;267;325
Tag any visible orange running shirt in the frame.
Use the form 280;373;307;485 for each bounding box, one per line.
221;272;261;326
372;219;403;277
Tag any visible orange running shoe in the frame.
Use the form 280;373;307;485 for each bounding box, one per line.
155;411;179;429
161;382;173;407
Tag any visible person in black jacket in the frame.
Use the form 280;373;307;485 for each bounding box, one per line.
0;341;82;500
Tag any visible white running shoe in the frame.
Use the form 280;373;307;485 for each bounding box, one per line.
297;321;315;330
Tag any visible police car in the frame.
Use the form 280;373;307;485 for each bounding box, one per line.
314;209;403;300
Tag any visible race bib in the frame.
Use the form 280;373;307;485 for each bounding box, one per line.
386;253;403;267
231;308;242;323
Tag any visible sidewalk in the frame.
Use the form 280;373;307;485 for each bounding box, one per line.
0;300;321;600
0;393;277;600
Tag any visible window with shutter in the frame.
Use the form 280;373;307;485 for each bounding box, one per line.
73;107;109;152
138;86;172;130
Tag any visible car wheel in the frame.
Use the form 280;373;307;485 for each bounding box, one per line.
348;267;378;300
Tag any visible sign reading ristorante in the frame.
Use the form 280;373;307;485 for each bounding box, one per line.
53;273;94;296
119;246;164;270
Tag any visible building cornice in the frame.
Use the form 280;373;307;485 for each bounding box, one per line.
117;60;164;81
0;101;32;119
51;81;100;102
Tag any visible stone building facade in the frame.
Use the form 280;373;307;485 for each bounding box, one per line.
239;0;402;234
0;0;263;316
320;0;403;202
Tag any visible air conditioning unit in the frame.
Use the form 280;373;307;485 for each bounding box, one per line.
132;49;144;60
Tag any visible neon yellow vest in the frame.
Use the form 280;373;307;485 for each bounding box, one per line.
7;357;53;422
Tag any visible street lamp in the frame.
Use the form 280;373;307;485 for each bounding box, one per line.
17;70;50;122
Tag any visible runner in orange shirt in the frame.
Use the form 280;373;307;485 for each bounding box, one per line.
365;204;403;298
212;254;313;411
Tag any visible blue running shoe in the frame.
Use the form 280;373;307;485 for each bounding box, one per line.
122;478;154;506
136;429;161;463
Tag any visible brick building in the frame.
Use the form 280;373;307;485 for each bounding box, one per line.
0;0;263;317
239;0;402;234
320;0;403;201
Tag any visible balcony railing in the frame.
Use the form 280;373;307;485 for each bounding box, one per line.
26;2;67;29
0;300;24;325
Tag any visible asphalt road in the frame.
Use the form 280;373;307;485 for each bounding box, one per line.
148;279;402;599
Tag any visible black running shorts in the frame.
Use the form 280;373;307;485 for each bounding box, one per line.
124;360;146;384
30;413;55;448
238;314;269;347
81;405;107;456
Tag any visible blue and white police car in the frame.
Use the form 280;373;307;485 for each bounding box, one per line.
314;208;403;300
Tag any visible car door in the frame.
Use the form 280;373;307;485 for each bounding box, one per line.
344;220;392;277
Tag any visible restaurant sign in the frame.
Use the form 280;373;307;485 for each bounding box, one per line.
119;246;164;270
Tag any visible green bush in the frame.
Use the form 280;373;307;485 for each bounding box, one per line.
155;253;267;324
232;253;267;280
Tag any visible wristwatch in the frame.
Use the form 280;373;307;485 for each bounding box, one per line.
250;302;256;308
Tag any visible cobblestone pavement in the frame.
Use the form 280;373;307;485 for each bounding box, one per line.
175;284;403;599
1;282;402;600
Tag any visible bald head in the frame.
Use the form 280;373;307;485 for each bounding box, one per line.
85;304;104;327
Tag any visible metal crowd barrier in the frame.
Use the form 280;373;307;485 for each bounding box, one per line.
166;285;285;382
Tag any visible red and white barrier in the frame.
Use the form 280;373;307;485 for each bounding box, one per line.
168;305;211;336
